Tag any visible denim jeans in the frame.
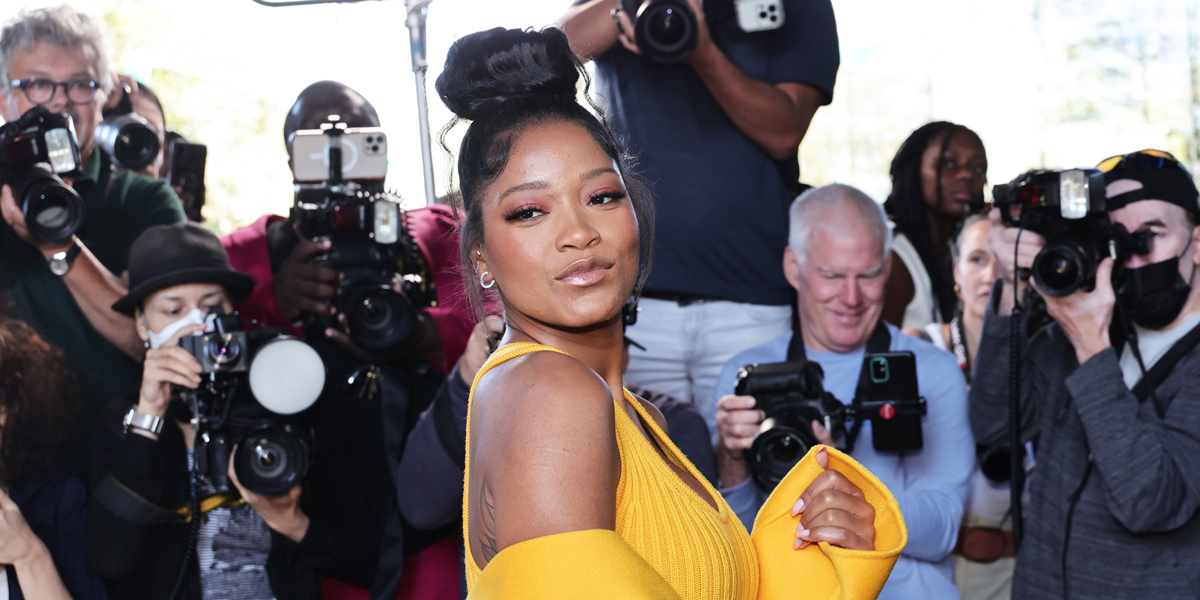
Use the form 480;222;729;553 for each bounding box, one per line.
623;297;791;441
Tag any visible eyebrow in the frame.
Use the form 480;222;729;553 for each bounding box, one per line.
158;290;224;304
1135;219;1168;229
498;168;619;202
817;263;886;277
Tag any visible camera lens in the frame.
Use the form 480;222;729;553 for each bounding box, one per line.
634;0;698;63
95;114;161;170
343;283;416;352
750;423;817;487
12;164;86;244
205;334;243;367
234;428;311;496
1033;239;1092;297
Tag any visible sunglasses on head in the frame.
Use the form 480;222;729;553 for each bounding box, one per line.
1097;149;1189;177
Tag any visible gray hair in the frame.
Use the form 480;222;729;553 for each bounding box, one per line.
788;183;893;265
0;6;113;93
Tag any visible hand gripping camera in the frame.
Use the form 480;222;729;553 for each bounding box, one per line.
0;106;86;243
291;125;430;352
179;309;325;496
735;360;846;486
736;352;926;487
993;169;1140;296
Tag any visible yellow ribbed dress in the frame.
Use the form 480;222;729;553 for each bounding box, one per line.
463;342;908;600
463;342;758;599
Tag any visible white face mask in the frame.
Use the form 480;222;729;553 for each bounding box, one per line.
145;308;209;349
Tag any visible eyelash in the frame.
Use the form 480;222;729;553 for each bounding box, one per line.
503;204;544;222
590;190;627;205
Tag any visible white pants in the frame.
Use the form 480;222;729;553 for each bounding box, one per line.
624;297;791;437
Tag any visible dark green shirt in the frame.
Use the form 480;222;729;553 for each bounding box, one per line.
0;150;185;415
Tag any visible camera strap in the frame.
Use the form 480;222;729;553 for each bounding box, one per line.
1129;320;1200;417
787;311;892;452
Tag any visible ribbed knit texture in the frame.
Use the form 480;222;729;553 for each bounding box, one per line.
464;343;758;599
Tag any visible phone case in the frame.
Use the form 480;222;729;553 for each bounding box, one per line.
735;0;785;32
290;127;388;182
860;351;924;452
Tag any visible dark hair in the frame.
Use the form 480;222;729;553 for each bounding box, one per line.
435;27;654;319
884;121;986;319
136;81;165;131
0;309;78;487
283;80;380;154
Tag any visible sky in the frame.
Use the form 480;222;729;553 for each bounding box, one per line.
5;0;1199;231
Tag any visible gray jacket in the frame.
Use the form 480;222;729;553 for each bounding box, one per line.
970;300;1200;599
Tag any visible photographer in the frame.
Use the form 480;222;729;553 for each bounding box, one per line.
0;7;185;433
972;151;1200;597
559;0;838;424
87;222;377;599
713;184;973;599
221;80;472;599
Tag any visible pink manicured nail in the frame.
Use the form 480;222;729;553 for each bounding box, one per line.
796;528;810;539
793;538;802;550
791;498;805;516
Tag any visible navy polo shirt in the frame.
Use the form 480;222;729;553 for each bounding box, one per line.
593;0;839;305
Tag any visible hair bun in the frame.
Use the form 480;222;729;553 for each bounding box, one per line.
436;27;580;121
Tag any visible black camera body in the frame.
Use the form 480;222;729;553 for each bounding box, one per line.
621;0;699;63
179;309;325;497
993;169;1134;297
97;84;161;171
735;360;846;486
736;351;927;487
0;106;86;243
293;185;423;351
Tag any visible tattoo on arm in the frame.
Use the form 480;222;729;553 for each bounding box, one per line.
478;475;500;561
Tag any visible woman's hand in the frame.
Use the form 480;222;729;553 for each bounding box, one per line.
0;487;42;564
137;323;206;418
790;447;875;551
228;451;310;543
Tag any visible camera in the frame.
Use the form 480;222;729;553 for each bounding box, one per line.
993;169;1136;296
736;351;927;487
735;360;846;486
0;106;86;243
291;126;430;352
179;309;326;496
96;84;162;171
621;0;699;63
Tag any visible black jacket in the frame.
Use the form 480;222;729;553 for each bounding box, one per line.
970;293;1200;598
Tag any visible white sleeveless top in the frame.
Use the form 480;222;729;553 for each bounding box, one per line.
891;231;941;331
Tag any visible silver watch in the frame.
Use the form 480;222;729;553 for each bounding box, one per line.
123;406;165;435
48;239;82;277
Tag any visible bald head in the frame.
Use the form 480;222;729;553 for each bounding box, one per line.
789;183;892;265
283;80;379;155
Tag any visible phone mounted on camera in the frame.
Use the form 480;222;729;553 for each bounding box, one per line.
734;320;926;487
289;121;433;352
618;0;784;63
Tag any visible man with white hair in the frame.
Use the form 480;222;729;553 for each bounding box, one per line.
712;183;974;599
0;6;184;437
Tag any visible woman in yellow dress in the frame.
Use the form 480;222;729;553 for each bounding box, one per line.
436;26;907;599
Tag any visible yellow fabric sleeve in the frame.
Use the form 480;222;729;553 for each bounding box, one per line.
467;529;682;600
752;445;907;600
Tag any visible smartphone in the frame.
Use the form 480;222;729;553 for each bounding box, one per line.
858;351;926;453
167;140;207;222
735;0;785;33
290;127;388;183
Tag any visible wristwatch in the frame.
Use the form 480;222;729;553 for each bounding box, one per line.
48;239;83;277
123;406;165;436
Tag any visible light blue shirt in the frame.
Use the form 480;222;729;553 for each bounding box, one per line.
714;324;973;600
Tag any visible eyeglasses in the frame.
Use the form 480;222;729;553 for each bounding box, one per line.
8;77;100;105
1097;149;1189;177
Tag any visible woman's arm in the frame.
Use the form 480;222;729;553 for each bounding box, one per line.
467;351;621;569
0;488;72;600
